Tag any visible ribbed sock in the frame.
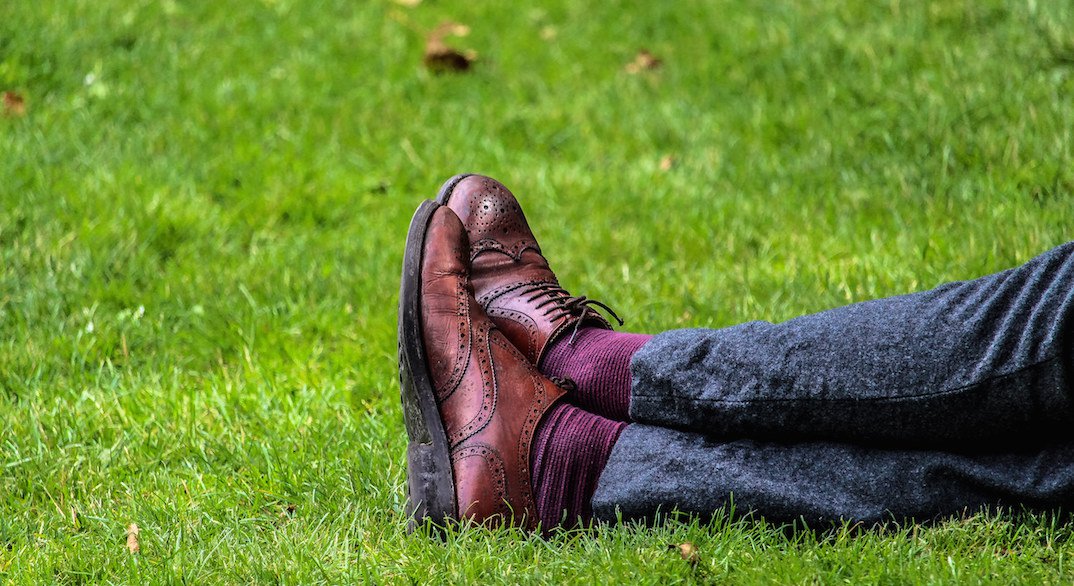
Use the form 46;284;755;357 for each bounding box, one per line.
540;327;653;421
530;401;627;530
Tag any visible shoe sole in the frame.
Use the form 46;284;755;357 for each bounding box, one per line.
434;173;474;205
398;199;457;532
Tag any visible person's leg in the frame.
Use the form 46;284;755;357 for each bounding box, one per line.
541;328;652;421
593;424;1074;526
631;241;1074;449
530;401;626;529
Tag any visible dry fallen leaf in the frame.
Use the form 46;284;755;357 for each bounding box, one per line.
625;50;662;74
423;20;477;73
423;45;477;73
540;26;557;41
278;502;299;520
2;91;26;117
671;541;699;564
392;0;421;6
126;523;140;554
659;155;675;171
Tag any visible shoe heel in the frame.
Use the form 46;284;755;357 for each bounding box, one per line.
406;440;455;531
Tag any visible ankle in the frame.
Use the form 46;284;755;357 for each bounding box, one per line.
530;401;627;530
541;328;653;421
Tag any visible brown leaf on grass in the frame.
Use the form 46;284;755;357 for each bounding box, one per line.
659;155;675;171
2;91;26;117
126;523;140;554
670;541;699;564
423;46;477;73
392;0;421;6
625;50;662;74
277;502;298;520
423;21;477;73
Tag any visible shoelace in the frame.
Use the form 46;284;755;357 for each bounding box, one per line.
517;282;625;344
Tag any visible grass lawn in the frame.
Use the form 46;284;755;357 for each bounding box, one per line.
3;0;1074;582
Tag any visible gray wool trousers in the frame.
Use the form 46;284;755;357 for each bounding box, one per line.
592;241;1074;525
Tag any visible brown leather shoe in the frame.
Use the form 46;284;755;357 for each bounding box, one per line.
398;201;567;531
435;174;621;366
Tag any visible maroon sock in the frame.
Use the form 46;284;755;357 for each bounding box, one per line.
540;327;653;421
530;401;627;530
